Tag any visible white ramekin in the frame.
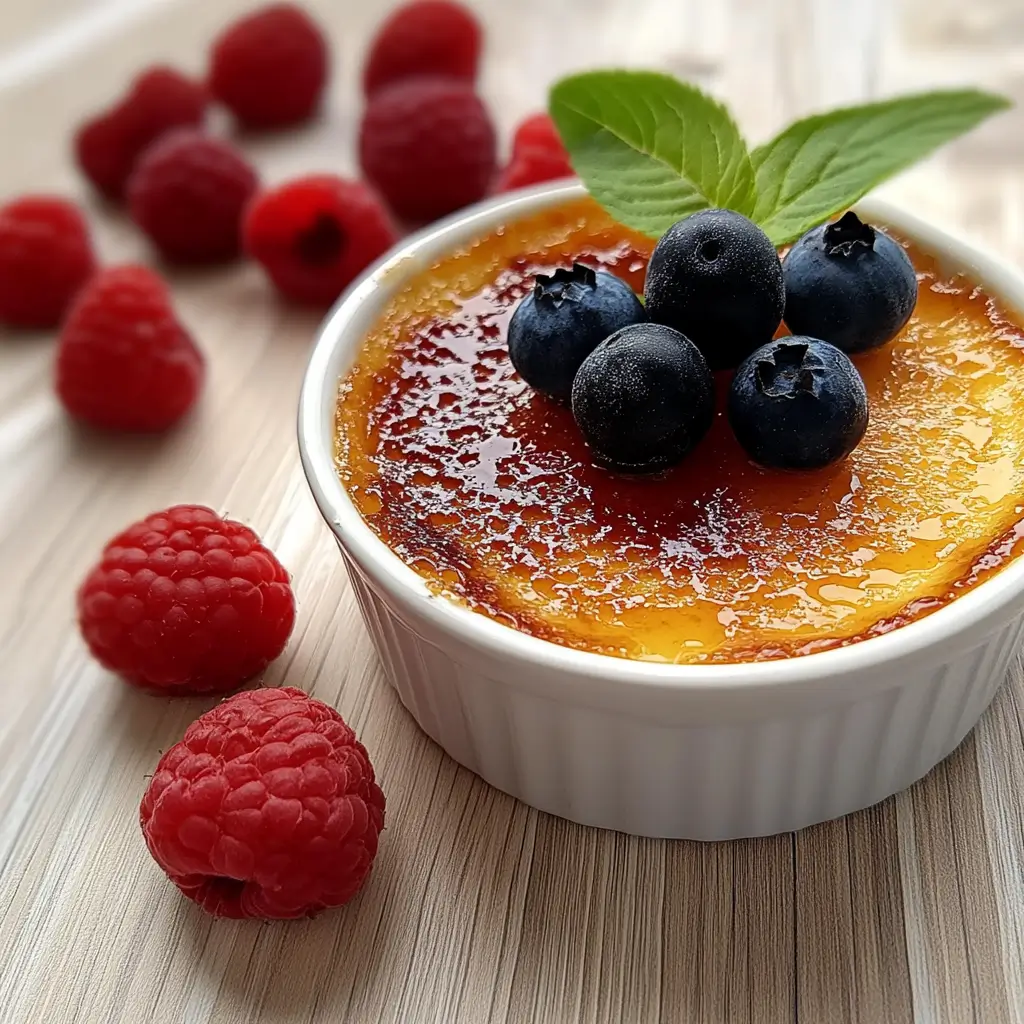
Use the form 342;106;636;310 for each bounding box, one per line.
298;182;1024;840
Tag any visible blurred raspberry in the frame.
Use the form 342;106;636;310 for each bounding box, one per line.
127;130;258;264
511;112;564;159
209;4;329;129
78;505;294;694
244;175;397;305
359;77;496;223
496;112;573;192
55;265;204;430
0;196;96;328
74;66;208;201
496;147;574;192
141;686;385;919
363;0;481;97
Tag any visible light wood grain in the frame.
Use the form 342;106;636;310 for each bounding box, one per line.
2;1;1024;1021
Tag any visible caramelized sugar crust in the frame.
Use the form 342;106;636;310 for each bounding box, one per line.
335;198;1024;664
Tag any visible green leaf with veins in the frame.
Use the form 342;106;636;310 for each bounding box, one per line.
750;89;1011;245
549;70;757;238
548;71;1010;244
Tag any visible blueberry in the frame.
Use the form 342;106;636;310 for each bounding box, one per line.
644;209;785;371
507;262;646;401
728;337;868;470
571;322;714;473
782;211;918;353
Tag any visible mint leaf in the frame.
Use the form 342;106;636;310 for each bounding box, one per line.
751;90;1010;245
549;71;756;238
549;72;1010;246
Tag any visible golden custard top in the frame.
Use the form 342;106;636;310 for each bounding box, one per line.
335;197;1024;664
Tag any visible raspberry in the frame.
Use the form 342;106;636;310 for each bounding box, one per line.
0;197;96;328
243;175;397;306
74;66;208;201
55;266;204;431
359;77;496;223
510;113;564;159
496;112;573;192
209;4;328;129
140;686;384;919
78;505;295;695
127;130;258;264
363;1;481;97
496;147;574;192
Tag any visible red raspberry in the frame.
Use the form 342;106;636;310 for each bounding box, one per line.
511;112;564;159
141;687;384;918
0;197;96;328
243;175;397;306
78;505;295;695
363;1;481;97
496;112;573;192
359;77;496;223
56;265;204;431
209;4;329;129
496;147;574;192
127;130;258;264
74;66;208;201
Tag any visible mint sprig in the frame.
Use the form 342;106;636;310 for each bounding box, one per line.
549;71;1010;246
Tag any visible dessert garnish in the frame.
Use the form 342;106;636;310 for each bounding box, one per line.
0;196;96;328
362;0;481;97
496;112;574;192
76;504;294;692
547;70;1008;245
571;321;714;473
644;208;785;370
727;337;869;470
500;70;1010;471
507;261;646;400
141;687;384;919
127;129;259;265
74;66;207;201
359;76;496;223
243;174;398;306
782;211;919;353
56;265;205;432
209;3;329;129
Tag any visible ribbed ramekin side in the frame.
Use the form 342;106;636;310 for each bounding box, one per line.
344;558;1022;839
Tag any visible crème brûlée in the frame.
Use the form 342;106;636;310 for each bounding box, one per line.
334;197;1024;665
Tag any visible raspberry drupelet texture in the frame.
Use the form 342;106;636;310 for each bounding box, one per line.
78;505;295;694
359;77;496;223
128;130;258;264
0;196;96;328
209;3;329;129
243;175;397;305
141;686;385;919
74;66;208;201
363;0;481;97
55;265;204;431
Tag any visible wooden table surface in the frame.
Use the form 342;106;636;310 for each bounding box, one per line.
3;1;1024;1021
